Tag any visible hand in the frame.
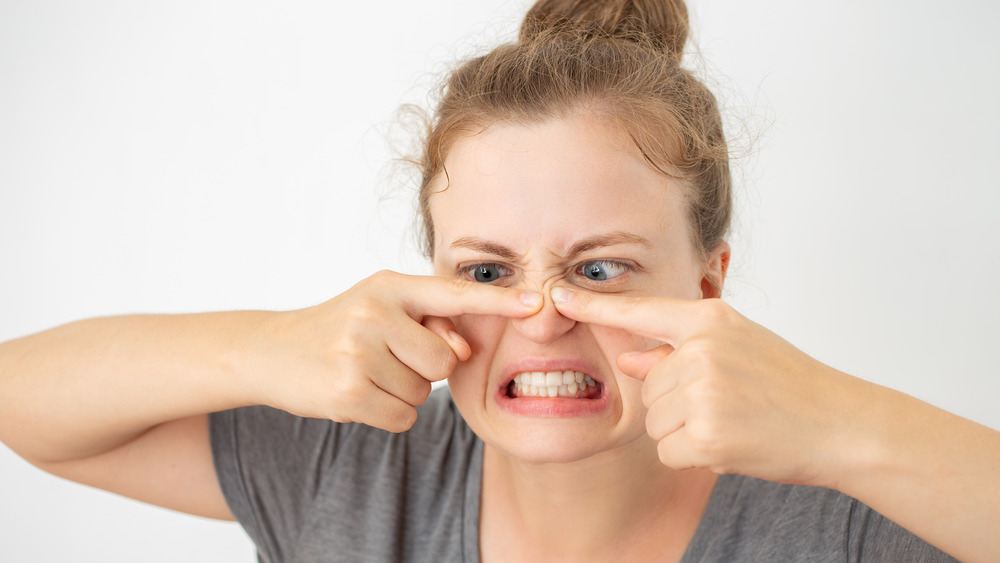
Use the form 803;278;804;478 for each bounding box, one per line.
252;271;543;432
551;287;868;487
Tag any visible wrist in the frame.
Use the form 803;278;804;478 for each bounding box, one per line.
819;378;925;499
218;309;289;409
807;371;893;493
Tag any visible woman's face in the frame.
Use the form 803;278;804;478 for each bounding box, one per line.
429;114;725;463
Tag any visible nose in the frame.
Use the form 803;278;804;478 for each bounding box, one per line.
510;292;576;345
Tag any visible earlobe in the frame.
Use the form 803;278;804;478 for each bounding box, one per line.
699;241;731;299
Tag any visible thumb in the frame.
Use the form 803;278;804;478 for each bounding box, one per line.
422;316;472;361
617;344;673;381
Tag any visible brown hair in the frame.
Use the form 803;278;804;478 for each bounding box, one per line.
417;0;731;260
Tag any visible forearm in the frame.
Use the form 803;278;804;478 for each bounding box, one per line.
831;381;1000;563
0;311;273;464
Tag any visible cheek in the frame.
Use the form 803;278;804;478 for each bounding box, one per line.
449;314;507;389
589;325;660;393
454;314;507;354
448;315;508;409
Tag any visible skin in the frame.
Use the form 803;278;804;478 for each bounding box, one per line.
430;113;1000;562
0;111;997;561
0;273;543;519
428;114;728;561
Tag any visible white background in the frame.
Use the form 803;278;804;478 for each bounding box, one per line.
2;0;998;560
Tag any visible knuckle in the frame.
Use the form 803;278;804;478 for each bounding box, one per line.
701;298;738;326
656;440;691;470
328;340;369;368
681;339;719;371
356;270;401;295
413;380;433;404
686;418;726;463
371;269;399;284
447;276;477;297
644;410;663;439
341;297;386;328
433;347;459;378
640;385;656;409
384;406;417;433
332;375;368;406
673;348;703;377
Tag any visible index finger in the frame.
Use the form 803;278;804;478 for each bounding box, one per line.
397;274;543;319
550;286;699;345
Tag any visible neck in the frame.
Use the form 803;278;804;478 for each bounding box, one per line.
479;437;717;563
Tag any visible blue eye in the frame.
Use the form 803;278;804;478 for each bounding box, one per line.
466;263;511;283
580;260;629;281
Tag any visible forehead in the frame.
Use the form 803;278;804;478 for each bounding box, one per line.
428;115;689;255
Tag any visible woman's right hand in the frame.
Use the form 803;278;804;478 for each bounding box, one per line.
249;270;543;432
0;270;541;519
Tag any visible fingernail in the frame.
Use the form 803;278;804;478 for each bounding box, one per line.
448;331;465;344
520;292;542;307
551;287;573;304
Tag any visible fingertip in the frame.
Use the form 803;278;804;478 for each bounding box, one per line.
617;345;673;380
395;408;418;433
616;351;647;380
550;286;574;305
519;291;543;311
447;331;472;362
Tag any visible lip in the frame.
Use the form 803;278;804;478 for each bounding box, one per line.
496;358;609;417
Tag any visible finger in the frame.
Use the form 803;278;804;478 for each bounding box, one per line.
386;319;461;383
550;286;699;345
617;344;673;381
341;382;419;433
641;358;684;408
645;389;686;441
422;316;471;361
396;274;543;319
656;429;704;471
368;360;434;407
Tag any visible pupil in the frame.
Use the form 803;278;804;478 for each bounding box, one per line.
588;264;606;280
476;266;496;282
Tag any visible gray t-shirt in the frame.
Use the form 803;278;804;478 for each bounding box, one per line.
210;388;956;562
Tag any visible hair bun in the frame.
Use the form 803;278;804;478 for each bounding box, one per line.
519;0;689;62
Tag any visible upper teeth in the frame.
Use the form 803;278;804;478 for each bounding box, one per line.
512;370;597;398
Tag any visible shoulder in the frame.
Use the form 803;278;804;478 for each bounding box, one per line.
209;386;472;483
685;475;957;562
209;386;480;562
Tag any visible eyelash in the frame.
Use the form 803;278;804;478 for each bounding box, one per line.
458;259;637;286
458;263;514;284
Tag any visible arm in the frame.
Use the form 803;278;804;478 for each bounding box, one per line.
0;311;285;520
551;287;1000;563
0;271;543;520
829;380;1000;563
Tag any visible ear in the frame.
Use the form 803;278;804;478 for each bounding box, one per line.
699;240;731;299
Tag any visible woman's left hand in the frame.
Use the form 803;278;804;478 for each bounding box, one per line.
552;286;1000;562
550;287;870;488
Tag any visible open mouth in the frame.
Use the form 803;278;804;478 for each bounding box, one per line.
506;370;603;399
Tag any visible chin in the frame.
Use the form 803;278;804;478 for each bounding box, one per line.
460;403;649;465
486;425;627;464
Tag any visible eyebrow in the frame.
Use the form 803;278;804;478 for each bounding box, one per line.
449;237;521;261
449;231;652;261
565;232;652;259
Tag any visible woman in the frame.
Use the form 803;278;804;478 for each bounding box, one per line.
1;0;998;561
